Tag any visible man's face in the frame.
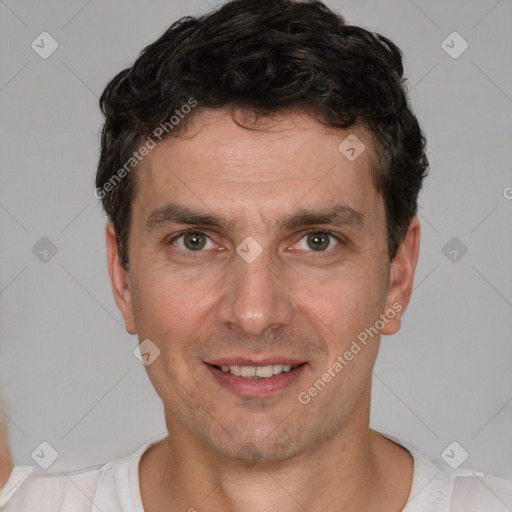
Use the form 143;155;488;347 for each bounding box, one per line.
109;107;413;461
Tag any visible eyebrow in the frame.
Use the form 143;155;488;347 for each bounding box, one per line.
144;202;368;232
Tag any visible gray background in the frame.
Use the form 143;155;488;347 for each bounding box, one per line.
1;0;511;480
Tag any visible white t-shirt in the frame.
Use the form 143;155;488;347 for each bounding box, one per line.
1;433;511;511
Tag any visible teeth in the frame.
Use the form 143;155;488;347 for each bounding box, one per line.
256;365;273;378
272;364;283;375
240;366;256;377
219;364;298;378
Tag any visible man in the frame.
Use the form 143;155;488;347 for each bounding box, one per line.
2;0;512;510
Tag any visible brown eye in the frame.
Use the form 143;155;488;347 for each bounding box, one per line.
183;232;207;250
307;232;331;251
171;231;214;252
295;230;340;253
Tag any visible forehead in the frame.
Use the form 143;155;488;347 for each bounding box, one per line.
133;107;383;227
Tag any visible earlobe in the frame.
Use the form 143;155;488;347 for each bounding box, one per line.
381;217;421;335
105;222;137;334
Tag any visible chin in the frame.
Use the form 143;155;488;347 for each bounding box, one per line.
205;423;313;464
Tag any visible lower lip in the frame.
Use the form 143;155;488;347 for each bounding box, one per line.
205;363;307;396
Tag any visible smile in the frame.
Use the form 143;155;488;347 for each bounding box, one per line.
205;362;307;396
218;364;298;378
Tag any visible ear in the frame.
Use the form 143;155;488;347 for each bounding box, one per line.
381;216;420;335
106;222;137;334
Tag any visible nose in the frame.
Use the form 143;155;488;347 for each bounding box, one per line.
216;245;294;337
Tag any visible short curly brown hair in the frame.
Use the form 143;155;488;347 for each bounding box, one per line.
96;0;429;270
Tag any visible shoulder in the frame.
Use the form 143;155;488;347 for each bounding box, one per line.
0;464;103;512
0;437;164;512
380;432;512;511
450;473;512;511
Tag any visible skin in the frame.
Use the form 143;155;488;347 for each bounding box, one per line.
107;107;420;511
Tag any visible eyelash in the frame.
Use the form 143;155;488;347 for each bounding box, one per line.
168;229;344;256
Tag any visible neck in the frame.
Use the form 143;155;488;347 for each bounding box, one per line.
139;397;413;511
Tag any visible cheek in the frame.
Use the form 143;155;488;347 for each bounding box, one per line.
291;260;387;336
131;262;223;348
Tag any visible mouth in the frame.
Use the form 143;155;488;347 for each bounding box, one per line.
214;363;300;378
204;360;308;396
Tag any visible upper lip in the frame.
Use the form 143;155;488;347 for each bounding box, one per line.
205;357;306;367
